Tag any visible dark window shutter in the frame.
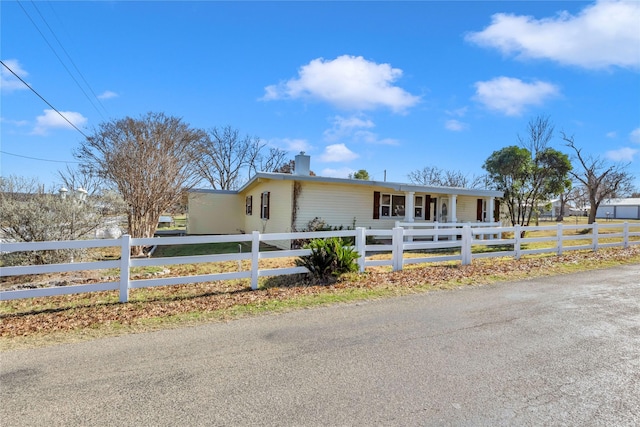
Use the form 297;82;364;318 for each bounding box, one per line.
477;199;483;221
373;191;380;219
260;191;271;219
494;200;501;222
425;195;431;220
260;192;270;219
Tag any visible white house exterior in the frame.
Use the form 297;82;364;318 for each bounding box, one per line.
188;153;504;248
595;198;640;220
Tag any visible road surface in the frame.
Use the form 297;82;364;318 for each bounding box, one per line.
1;265;639;426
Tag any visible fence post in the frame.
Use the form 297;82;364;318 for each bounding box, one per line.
514;225;521;260
119;234;131;303
461;225;472;265
434;222;439;242
251;231;260;290
623;222;629;248
355;227;366;272
556;223;563;256
592;222;599;252
392;227;404;271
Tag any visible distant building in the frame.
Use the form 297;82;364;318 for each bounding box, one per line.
595;198;640;220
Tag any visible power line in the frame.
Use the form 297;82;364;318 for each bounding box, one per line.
0;60;90;139
36;0;109;117
16;0;106;119
0;150;81;164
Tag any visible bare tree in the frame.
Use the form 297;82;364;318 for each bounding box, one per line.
0;175;105;265
195;126;287;190
408;166;442;186
76;112;207;256
518;115;554;154
58;166;128;216
57;165;104;196
562;133;635;224
407;165;486;188
253;147;288;176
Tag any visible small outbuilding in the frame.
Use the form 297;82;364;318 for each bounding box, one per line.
595;198;640;220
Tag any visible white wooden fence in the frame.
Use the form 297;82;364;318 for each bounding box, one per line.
1;223;638;303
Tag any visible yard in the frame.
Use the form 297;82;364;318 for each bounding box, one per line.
1;218;639;350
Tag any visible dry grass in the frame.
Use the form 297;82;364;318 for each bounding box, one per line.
2;244;639;351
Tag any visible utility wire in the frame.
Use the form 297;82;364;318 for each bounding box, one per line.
16;0;106;120
35;0;109;117
1;60;90;139
0;150;81;164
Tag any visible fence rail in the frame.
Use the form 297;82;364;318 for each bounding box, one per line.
2;222;639;302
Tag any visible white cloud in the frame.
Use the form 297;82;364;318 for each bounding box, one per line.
323;115;375;142
323;115;398;145
473;76;559;116
319;143;359;162
606;147;637;162
262;55;420;112
0;117;29;127
1;59;29;92
98;90;118;100
32;109;88;135
321;167;356;179
466;0;640;70
445;119;467;131
445;107;468;117
269;137;312;153
630;128;640;144
606;131;617;138
352;130;399;145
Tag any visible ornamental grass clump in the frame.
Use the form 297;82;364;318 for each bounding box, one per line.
295;237;360;283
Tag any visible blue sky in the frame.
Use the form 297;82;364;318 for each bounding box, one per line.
2;0;639;189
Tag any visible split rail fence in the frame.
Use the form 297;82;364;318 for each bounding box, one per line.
1;222;639;303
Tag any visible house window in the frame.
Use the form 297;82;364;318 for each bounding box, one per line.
260;191;270;219
246;195;253;215
380;193;405;217
415;195;424;219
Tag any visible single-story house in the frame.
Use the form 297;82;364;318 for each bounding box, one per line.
187;153;504;248
595;198;640;220
539;198;585;219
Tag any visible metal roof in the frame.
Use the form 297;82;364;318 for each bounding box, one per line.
191;172;503;198
598;198;640;206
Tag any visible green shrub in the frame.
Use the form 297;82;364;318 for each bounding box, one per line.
295;237;360;282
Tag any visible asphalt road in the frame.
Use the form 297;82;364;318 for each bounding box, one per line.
2;265;639;426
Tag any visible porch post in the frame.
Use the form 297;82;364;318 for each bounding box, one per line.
488;197;495;239
405;191;415;223
450;194;457;223
405;191;415;243
488;197;495;223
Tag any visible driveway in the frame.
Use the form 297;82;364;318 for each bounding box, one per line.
1;265;639;426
